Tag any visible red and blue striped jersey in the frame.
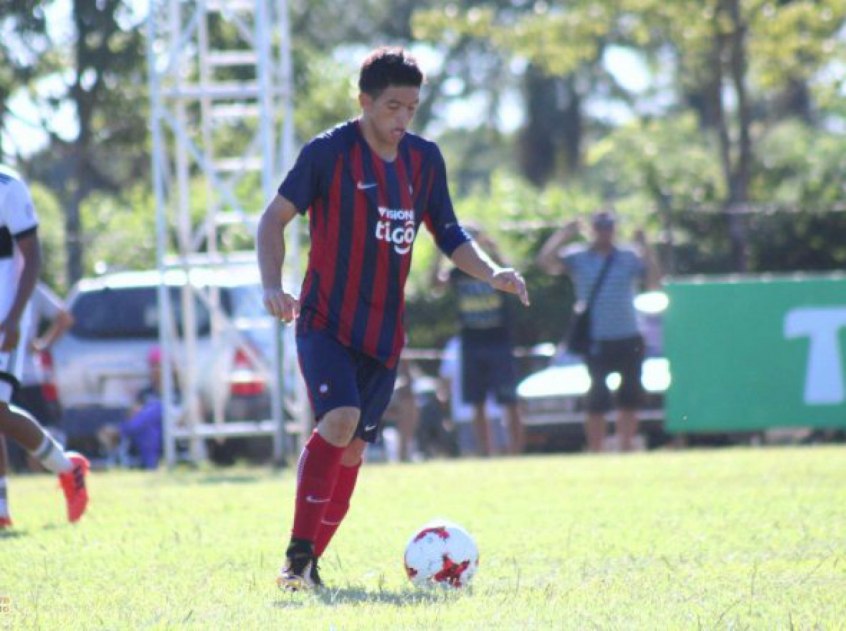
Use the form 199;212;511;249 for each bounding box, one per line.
279;120;470;368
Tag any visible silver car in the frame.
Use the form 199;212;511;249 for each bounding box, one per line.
516;291;671;451
51;265;277;459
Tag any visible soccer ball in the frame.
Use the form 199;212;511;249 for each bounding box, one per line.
403;519;479;588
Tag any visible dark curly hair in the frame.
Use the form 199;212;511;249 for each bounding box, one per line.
358;46;424;98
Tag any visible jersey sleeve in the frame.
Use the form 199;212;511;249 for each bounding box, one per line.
423;146;471;256
2;178;39;238
277;137;328;215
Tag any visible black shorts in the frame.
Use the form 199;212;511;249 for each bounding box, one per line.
11;385;61;426
586;335;644;413
461;340;518;406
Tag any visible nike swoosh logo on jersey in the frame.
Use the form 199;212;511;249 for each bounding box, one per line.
305;495;330;503
363;423;378;431
357;181;377;190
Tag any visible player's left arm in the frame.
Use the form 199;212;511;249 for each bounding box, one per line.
424;144;529;306
450;240;530;307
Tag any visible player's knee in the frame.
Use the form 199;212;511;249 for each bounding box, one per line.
319;407;360;445
340;438;367;466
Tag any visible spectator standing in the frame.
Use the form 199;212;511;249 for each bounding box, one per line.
432;228;525;456
536;211;660;452
438;335;507;455
380;358;419;462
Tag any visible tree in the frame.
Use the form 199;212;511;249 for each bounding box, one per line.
21;0;148;284
0;0;48;160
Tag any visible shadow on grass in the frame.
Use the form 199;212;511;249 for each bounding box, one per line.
0;521;65;538
273;585;460;609
195;474;262;485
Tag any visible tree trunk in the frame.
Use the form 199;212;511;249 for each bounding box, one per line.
712;0;752;273
726;0;751;272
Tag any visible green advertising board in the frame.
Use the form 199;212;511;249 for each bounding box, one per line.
665;274;846;432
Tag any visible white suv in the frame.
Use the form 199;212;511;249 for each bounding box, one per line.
51;264;278;460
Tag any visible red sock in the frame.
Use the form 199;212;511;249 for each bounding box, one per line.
314;460;361;558
291;431;345;542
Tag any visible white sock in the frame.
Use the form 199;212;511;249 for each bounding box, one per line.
0;477;8;516
31;434;72;474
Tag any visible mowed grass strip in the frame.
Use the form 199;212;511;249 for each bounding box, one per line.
1;446;844;630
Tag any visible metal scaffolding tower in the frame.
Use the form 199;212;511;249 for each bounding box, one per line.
147;0;304;466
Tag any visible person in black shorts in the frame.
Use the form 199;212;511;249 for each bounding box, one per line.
537;212;660;452
433;227;525;455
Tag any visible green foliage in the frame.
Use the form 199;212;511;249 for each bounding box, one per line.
80;184;157;275
28;182;66;291
2;449;845;628
753;120;846;206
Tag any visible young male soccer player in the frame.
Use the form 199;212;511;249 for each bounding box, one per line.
258;46;530;590
0;164;89;527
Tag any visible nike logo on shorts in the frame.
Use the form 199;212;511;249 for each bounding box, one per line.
357;181;377;190
305;495;329;504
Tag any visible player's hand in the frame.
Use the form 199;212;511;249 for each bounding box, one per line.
490;268;530;307
262;288;300;324
0;321;20;352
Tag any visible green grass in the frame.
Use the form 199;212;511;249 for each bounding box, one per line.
1;447;845;630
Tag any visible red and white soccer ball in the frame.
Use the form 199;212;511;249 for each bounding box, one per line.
403;520;479;589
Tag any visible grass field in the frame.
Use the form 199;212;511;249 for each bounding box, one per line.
2;446;845;630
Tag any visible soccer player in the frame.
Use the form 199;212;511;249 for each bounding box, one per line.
258;46;530;590
0;164;90;528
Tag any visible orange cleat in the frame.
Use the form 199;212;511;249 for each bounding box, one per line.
58;451;89;523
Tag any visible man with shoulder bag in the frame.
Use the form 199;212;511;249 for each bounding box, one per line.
536;210;660;452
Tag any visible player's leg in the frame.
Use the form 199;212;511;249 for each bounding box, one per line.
311;353;397;573
463;345;493;456
490;343;524;455
614;336;645;452
585;346;613;452
0;434;10;527
310;437;366;584
0;401;90;522
278;331;361;590
470;403;492;457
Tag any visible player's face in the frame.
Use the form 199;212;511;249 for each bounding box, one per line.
359;85;420;150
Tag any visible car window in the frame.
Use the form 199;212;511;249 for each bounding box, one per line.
71;286;213;340
225;285;265;319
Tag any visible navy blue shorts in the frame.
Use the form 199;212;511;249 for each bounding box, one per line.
461;339;518;406
296;330;398;443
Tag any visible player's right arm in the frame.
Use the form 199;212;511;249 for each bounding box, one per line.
257;193;300;324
